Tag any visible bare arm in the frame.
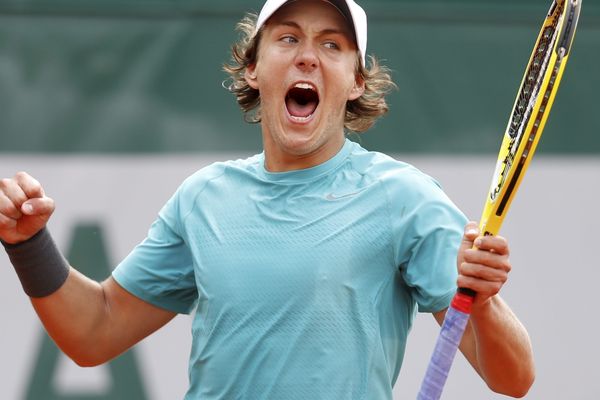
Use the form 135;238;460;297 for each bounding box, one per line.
32;271;176;366
433;297;534;397
1;172;176;366
432;222;535;398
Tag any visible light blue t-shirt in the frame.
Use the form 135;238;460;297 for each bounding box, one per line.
112;139;467;399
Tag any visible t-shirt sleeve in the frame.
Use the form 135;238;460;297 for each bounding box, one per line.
387;168;467;313
112;189;198;314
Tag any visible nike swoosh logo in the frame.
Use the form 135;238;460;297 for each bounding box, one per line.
325;187;368;201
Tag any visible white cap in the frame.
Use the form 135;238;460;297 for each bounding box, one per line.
255;0;367;66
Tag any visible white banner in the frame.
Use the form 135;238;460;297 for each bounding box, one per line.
1;155;599;399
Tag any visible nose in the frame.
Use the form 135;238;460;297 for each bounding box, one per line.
294;42;319;73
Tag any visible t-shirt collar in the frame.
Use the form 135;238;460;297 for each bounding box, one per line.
258;139;353;183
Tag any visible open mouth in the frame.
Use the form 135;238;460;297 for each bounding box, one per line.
285;83;319;121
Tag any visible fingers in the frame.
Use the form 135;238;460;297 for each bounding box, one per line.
0;172;46;211
458;222;512;301
0;172;54;243
474;234;510;256
457;274;505;298
459;258;509;284
465;239;511;269
14;171;45;199
0;211;17;231
458;256;509;297
0;187;23;220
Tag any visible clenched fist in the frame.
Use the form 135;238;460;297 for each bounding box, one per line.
0;172;55;244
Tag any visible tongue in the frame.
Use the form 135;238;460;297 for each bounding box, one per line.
286;97;317;118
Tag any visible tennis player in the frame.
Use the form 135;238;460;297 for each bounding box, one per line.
0;0;534;398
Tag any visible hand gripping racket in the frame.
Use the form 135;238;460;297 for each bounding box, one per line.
417;1;581;399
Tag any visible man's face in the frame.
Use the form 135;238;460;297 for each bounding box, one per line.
245;0;364;171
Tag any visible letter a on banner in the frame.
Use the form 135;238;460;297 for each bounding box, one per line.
25;223;148;400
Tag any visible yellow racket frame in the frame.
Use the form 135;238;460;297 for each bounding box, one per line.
480;0;581;236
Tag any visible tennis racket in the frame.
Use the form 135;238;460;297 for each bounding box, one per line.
417;1;581;399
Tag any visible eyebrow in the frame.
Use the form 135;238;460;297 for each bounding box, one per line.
276;20;349;37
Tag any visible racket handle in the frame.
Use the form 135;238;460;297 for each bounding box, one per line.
458;286;476;297
416;292;474;400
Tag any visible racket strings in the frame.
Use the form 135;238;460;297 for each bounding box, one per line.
523;47;563;158
509;2;564;141
494;9;566;215
489;1;565;208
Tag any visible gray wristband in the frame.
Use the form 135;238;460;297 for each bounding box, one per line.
1;228;70;298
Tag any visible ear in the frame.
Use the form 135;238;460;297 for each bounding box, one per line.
348;76;365;101
245;64;259;89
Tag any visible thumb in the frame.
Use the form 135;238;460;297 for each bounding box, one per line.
462;221;480;246
457;222;480;266
21;196;55;218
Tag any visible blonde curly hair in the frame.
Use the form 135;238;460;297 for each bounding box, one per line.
223;13;397;133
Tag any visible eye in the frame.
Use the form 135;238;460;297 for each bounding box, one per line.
281;35;298;44
323;41;339;50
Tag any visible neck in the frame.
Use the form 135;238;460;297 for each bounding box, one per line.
262;135;345;172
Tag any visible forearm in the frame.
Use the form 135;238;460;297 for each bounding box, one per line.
467;295;535;397
31;268;176;366
31;267;117;366
3;228;117;365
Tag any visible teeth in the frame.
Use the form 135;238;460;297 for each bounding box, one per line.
294;82;316;91
289;115;312;122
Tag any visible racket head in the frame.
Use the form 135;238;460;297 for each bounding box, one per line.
479;0;582;236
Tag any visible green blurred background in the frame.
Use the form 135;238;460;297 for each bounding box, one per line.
0;0;598;154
